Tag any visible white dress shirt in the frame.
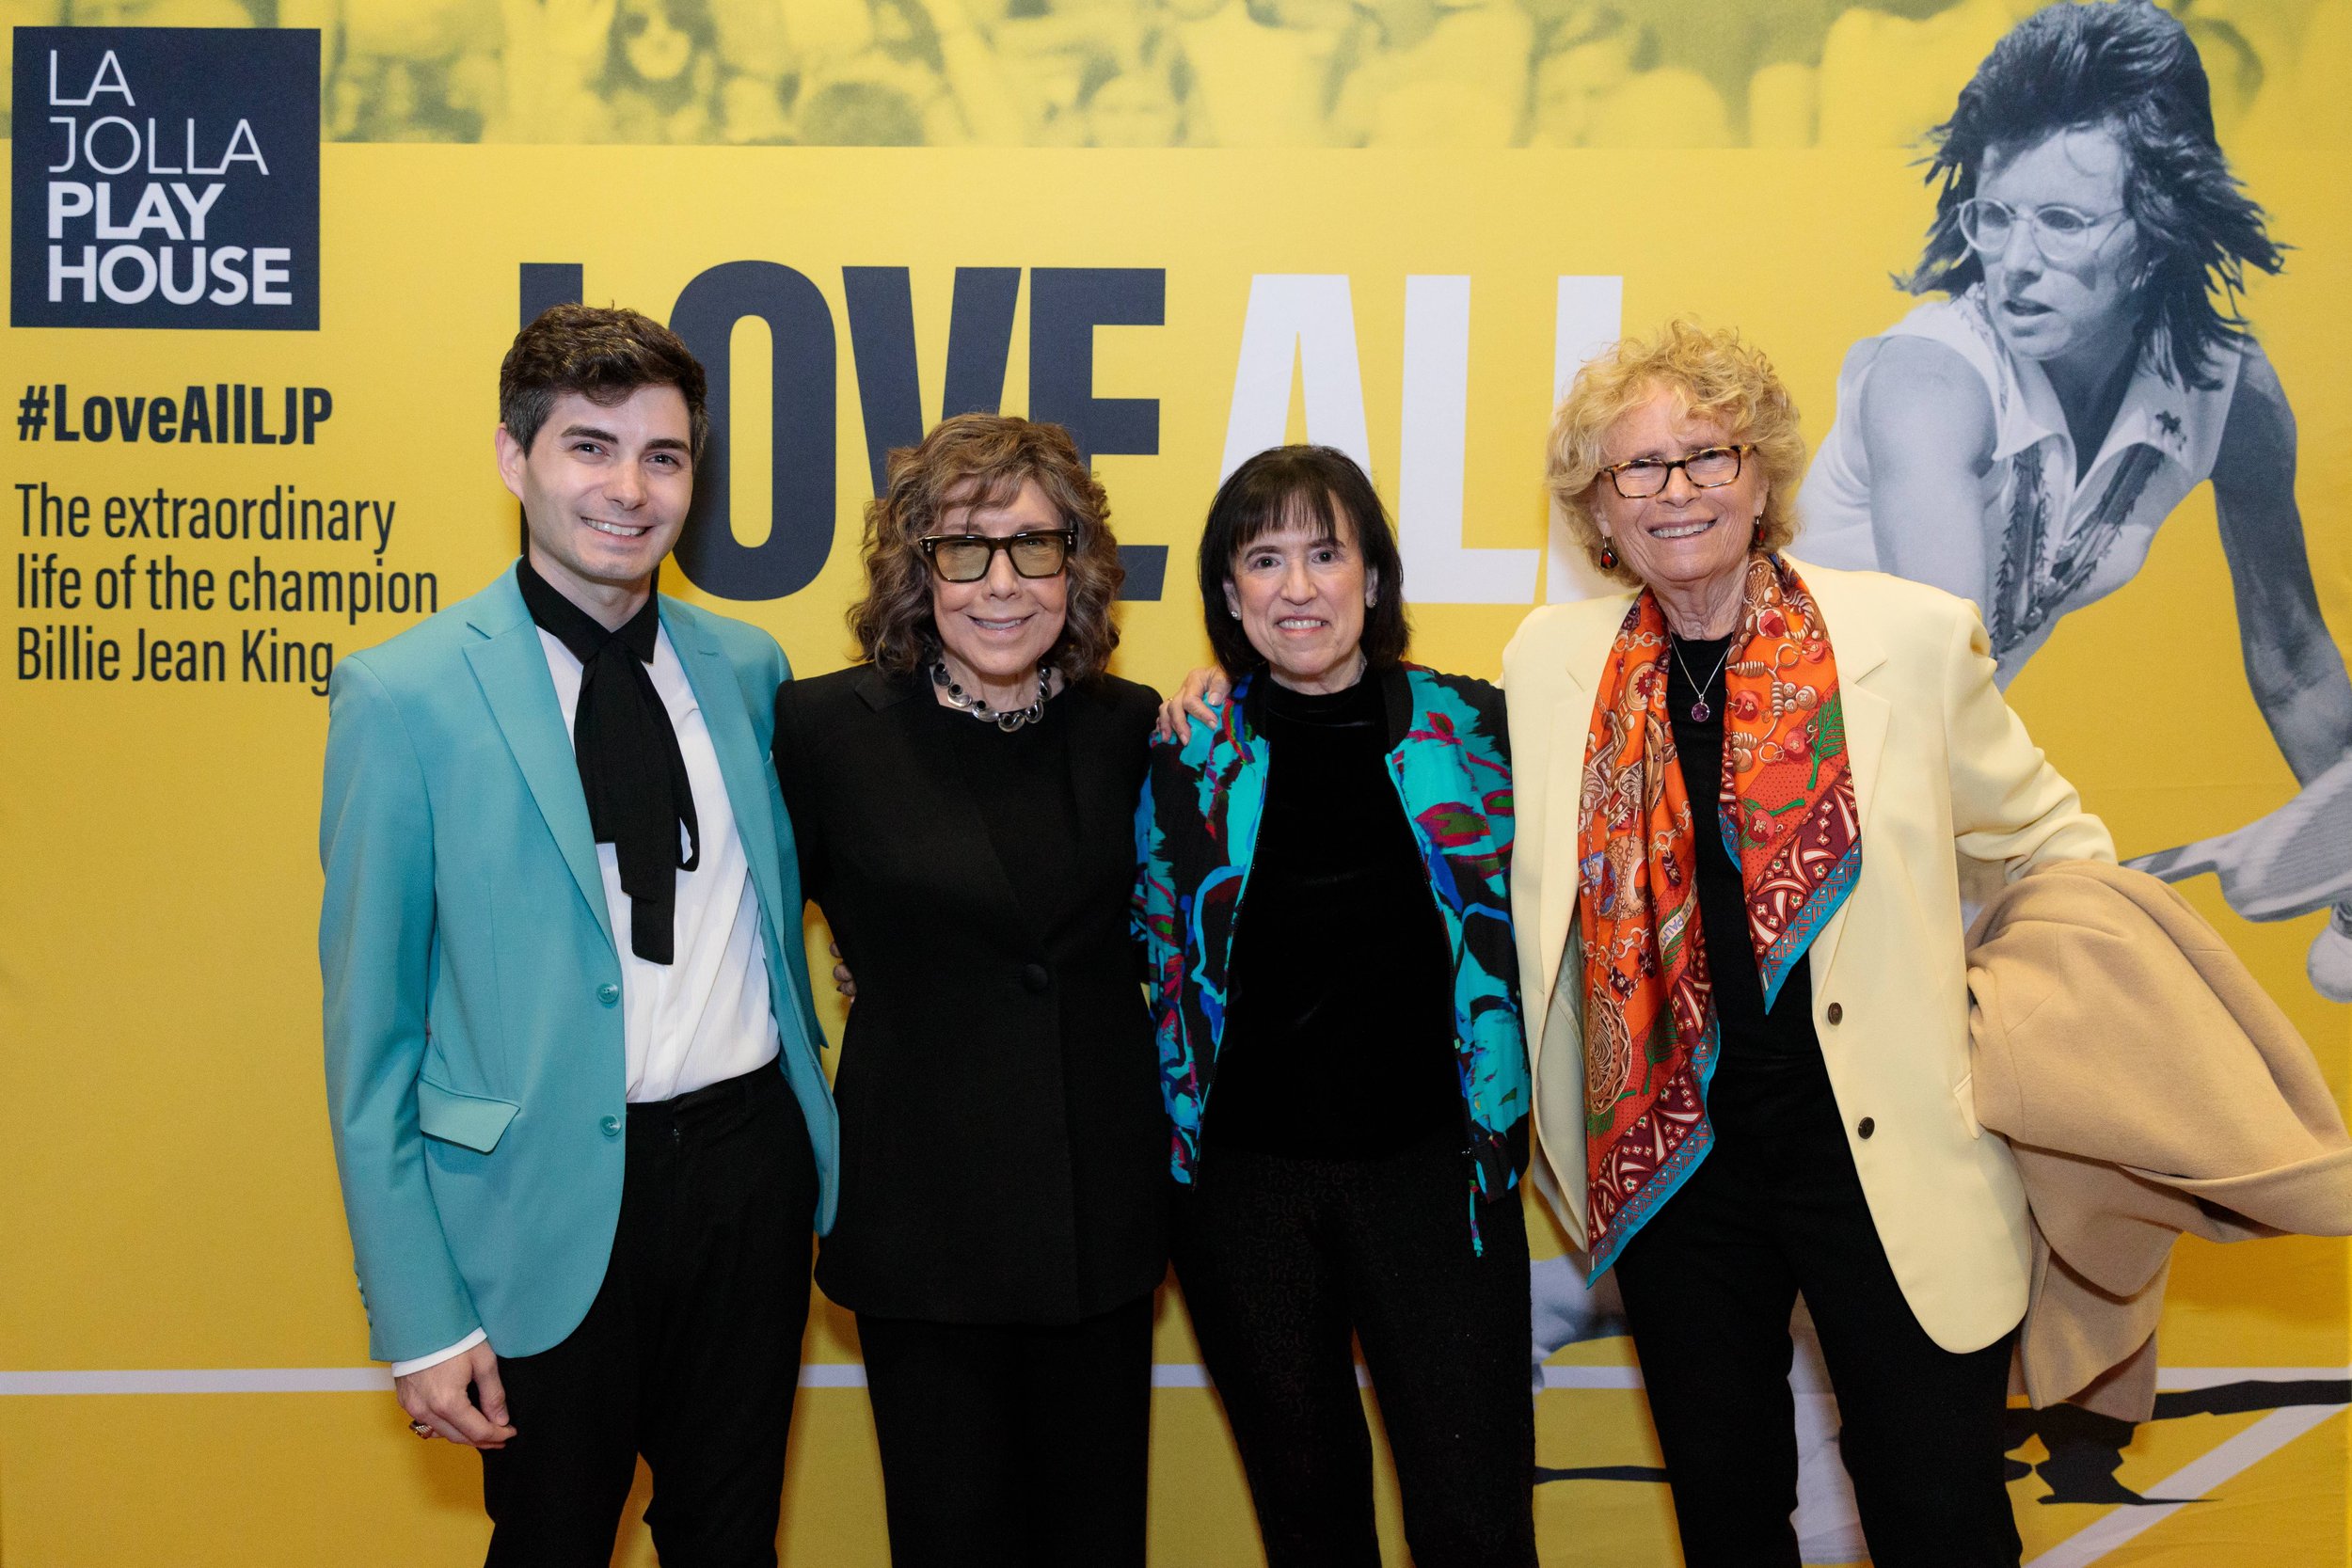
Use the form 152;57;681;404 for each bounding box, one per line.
390;619;781;1378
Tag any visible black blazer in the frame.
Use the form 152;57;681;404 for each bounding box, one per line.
771;664;1167;1324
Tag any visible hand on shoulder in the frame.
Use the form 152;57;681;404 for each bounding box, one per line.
1155;666;1230;745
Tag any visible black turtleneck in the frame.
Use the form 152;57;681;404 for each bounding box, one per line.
1206;673;1459;1160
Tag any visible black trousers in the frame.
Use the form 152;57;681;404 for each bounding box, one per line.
480;1066;818;1568
1613;1053;2021;1568
855;1294;1155;1568
1171;1131;1536;1568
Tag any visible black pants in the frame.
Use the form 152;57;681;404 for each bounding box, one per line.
1613;1053;2021;1568
481;1066;818;1568
855;1294;1154;1568
1171;1132;1536;1568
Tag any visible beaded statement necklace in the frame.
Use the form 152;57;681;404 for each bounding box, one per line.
930;660;1051;732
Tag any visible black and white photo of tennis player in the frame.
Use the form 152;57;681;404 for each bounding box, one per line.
1802;0;2352;998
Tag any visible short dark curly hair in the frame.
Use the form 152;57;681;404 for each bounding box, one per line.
499;303;709;459
1198;445;1408;677
849;415;1126;680
1903;0;2283;391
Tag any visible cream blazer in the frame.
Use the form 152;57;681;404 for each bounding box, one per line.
1502;560;2115;1354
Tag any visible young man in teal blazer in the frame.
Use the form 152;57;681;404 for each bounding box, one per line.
320;304;837;1563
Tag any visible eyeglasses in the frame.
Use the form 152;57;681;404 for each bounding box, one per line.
1954;198;2123;263
1598;444;1751;499
917;530;1076;583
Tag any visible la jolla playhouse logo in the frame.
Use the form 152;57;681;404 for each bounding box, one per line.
11;28;319;330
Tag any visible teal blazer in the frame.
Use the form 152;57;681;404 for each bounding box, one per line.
319;566;838;1363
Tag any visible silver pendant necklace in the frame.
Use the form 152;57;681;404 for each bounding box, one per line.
1670;639;1732;723
931;660;1050;732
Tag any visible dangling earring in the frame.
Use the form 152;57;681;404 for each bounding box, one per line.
1598;538;1618;571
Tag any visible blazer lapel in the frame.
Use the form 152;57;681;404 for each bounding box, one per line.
1795;559;1889;985
1528;603;1620;1031
1063;679;1124;876
1514;610;1616;1247
665;603;788;945
1536;677;1592;1021
463;573;615;954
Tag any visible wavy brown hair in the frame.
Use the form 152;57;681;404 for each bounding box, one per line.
850;415;1126;679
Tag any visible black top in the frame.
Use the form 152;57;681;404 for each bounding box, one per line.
772;665;1167;1325
1207;673;1459;1159
1665;636;1823;1087
938;695;1084;937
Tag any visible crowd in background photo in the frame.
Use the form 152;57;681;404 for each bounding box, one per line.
8;0;2344;150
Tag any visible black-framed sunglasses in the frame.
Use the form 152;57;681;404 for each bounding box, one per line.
917;530;1076;583
1598;444;1752;499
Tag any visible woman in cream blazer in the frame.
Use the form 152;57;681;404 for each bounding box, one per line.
1510;321;2113;1567
1508;560;2113;1338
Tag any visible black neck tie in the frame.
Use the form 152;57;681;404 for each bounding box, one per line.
516;560;701;964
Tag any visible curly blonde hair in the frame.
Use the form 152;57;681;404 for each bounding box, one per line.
1546;320;1807;587
850;414;1125;680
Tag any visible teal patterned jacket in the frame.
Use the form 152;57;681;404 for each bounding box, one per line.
1133;665;1529;1235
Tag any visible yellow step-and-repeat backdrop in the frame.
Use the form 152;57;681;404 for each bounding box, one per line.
3;3;2347;1564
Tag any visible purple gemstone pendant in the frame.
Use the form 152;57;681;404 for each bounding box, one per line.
1691;701;1711;722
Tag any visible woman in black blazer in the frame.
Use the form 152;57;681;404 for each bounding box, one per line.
771;415;1165;1567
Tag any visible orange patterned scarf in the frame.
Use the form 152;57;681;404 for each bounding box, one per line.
1574;555;1860;1275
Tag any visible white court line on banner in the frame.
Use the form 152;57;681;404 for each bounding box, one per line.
8;1364;2343;1554
2149;1367;2350;1389
0;1368;882;1395
1542;1366;1645;1389
0;1364;1240;1394
2022;1402;2349;1568
0;1368;394;1395
4;1365;2341;1398
799;1365;867;1388
1150;1366;1375;1389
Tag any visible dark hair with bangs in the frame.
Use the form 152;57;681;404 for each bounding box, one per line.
1902;0;2282;390
1198;445;1408;677
850;414;1125;680
499;303;709;458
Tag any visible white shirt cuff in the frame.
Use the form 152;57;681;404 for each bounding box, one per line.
390;1327;486;1378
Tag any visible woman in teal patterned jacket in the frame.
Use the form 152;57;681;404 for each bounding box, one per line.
1134;445;1534;1568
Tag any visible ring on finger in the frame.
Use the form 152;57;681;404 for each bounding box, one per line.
410;1419;434;1437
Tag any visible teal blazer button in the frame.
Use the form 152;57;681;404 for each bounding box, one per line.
596;983;620;1006
599;1115;622;1138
